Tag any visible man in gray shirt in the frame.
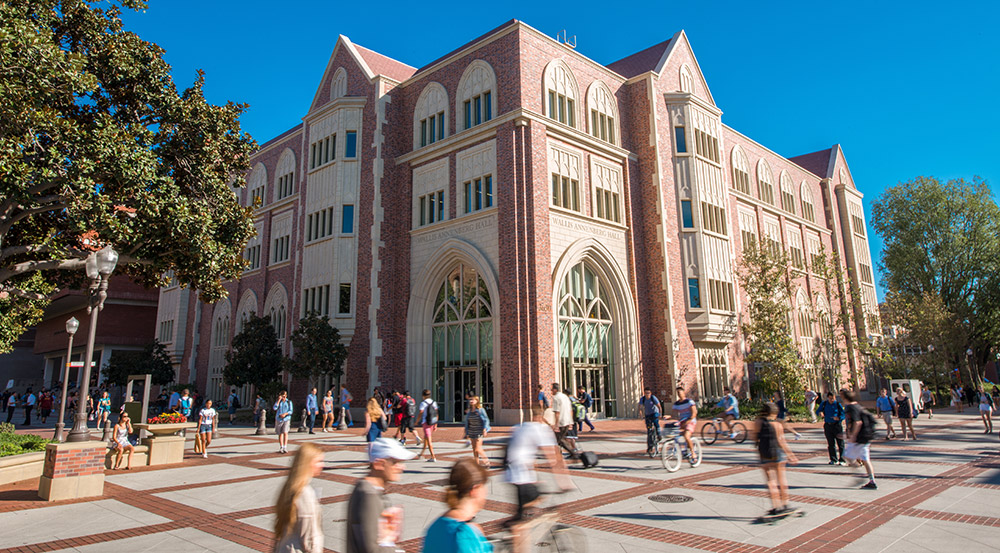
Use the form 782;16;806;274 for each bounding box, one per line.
346;438;415;553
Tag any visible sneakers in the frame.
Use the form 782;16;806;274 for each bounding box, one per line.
861;481;878;489
828;460;838;465
202;452;208;459
838;460;848;466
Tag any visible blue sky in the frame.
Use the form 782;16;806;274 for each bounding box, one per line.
121;1;999;300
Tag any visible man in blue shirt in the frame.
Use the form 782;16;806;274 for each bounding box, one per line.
274;391;293;454
536;385;549;410
815;391;845;465
715;387;740;438
305;388;319;435
875;388;897;440
575;386;596;433
638;387;661;455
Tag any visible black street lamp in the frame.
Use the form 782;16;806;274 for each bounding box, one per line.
52;316;79;442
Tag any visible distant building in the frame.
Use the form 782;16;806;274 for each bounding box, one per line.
156;21;881;422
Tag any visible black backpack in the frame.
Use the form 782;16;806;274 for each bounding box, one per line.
757;419;778;460
857;408;876;443
426;400;439;425
232;395;241;409
406;397;416;417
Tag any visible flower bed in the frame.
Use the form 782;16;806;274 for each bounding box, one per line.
0;422;52;458
147;412;187;424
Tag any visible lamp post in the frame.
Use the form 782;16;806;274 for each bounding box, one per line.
53;317;79;442
66;245;118;442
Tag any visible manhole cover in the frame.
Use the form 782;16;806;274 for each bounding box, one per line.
648;494;693;503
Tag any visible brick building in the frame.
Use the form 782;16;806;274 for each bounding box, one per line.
156;21;881;423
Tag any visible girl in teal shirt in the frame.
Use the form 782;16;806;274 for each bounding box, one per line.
422;458;492;553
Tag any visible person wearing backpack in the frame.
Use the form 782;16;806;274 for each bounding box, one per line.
755;402;798;517
575;386;596;433
417;389;439;462
841;388;877;489
394;390;421;446
228;388;240;425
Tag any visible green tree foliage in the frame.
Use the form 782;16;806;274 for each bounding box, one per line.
224;315;283;390
884;291;966;390
288;313;348;388
0;0;257;353
102;339;175;386
737;242;804;396
871;176;1000;386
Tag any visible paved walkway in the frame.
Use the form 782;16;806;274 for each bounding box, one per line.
1;411;999;552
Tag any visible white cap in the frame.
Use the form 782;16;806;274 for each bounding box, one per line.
369;438;417;463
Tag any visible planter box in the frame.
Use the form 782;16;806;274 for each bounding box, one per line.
0;451;45;486
133;423;195;466
133;422;196;436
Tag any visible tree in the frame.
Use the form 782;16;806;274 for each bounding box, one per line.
871;176;1000;388
102;339;175;386
0;0;256;353
737;242;804;397
884;291;965;391
288;313;348;389
224;315;283;391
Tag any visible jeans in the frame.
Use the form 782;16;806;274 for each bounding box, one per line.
576;413;595;433
341;403;352;425
23;406;32;425
5;406;14;424
824;421;845;462
307;412;316;432
645;414;659;451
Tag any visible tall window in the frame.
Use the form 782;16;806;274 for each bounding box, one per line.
302;285;330;317
587;81;618;145
731;146;751;195
800;182;816;222
271;235;290;264
701;201;727;235
809;237;824;270
420;112;445;147
544;60;579;128
694;127;720;164
738;210;758;254
338;283;352;314
709;279;735;312
310;133;337;169
344;131;357;158
780;172;796;215
558;262;617;416
699;347;727;400
244;243;261;270
757;159;774;205
681;200;694;228
275;149;296;201
788;227;805;270
342;204;354;234
464;175;493;213
158;319;174;343
418;190;445;226
551;173;579;211
306;207;335;242
688;277;701;308
674;127;687;153
415;82;449;148
592;162;622;224
679;64;694;93
248;163;266;207
457;61;496;131
269;304;286;340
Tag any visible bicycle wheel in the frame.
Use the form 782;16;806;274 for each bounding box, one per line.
701;421;718;445
661;440;681;472
731;421;748;443
690;438;703;467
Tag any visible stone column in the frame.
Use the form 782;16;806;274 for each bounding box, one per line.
39;441;105;501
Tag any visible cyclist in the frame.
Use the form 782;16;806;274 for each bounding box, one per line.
671;387;698;461
715;387;739;438
638;387;661;456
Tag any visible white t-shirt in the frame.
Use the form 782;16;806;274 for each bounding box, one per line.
506;422;557;485
551;392;574;427
199;408;217;426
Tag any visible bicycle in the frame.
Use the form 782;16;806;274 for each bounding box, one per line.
701;416;748;445
655;422;702;472
488;489;587;552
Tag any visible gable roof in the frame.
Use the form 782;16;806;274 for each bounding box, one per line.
788;148;834;178
353;43;417;82
606;39;672;78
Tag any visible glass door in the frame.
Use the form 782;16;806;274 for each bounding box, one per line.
443;367;477;423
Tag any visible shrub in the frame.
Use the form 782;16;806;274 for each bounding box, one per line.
0;431;51;458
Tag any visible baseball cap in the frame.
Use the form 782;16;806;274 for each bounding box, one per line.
369;437;417;463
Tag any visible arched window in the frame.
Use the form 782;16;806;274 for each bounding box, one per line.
779;171;796;215
544;60;579;128
679;64;694;93
208;298;232;400
557;261;617;417
800;181;816;222
757;159;774;205
731;145;751;195
431;265;495;421
274;149;296;201
414;82;448;149
263;284;289;344
796;290;813;340
331;67;347;100
235;291;257;334
456;60;496;132
248;162;267;207
586;81;619;144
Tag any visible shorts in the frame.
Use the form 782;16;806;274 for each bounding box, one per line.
760;450;786;465
275;419;290;435
394;413;404;427
421;423;437;438
400;415;414;431
980;404;993;413
514;483;540;514
844;441;871;462
199;424;213;434
679;419;696;433
880;412;893;425
228;406;237;415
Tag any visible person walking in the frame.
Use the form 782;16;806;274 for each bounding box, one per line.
422;458;493;553
322;389;335;432
96;390;111;429
23;389;36;426
253;392;265;428
111;411;135;470
772;391;802;440
921;385;935;419
178;389;193;420
894;389;917;440
550;383;578;458
306;388;319;435
340;384;354;428
5;391;17;424
875;389;897;440
463;396;491;466
755;402;798;517
274;443;325;553
197;399;218;458
227;389;240;425
951;385;963;413
978;387;994;433
364;397;387;454
394;391;420;446
816;391;845;465
805;387;818;424
536;385;549;411
39;391;53;424
168;388;181;412
841;388;877;489
417;389;439;462
345;438;415;553
275;391;294;454
575;386;596;433
638;387;662;456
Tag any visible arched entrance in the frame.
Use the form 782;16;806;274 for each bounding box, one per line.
430;263;495;422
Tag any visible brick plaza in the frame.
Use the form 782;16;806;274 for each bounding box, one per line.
2;411;999;552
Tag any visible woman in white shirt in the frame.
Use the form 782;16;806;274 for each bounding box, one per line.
274;443;325;553
197;399;218;459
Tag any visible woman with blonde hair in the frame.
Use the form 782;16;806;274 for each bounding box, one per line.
422;458;492;552
364;397;388;451
274;443;325;553
463;396;491;466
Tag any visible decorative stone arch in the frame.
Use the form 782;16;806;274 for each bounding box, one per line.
263;283;290;342
542;59;580;128
794;288;813;338
779;170;796;215
679;64;695;93
756;158;774;205
413;82;449;149
456;60;497;131
331;67;347;100
585;80;619;144
235;290;258;334
800;180;816;222
730;145;751;195
405;238;500;417
274;148;296;200
248;162;267;206
551;238;641;418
